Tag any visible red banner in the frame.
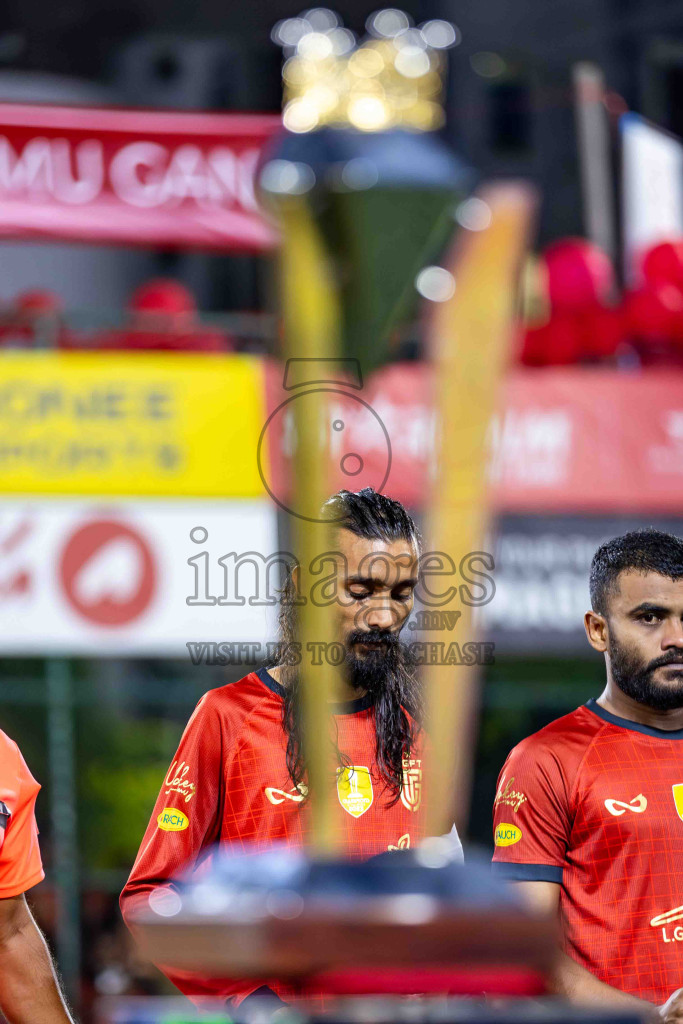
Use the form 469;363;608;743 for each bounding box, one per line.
264;360;683;514
0;104;281;251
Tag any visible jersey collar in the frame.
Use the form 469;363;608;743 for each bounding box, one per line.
255;667;374;715
585;697;683;739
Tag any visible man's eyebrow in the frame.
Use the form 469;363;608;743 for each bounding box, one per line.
629;602;671;615
346;575;419;588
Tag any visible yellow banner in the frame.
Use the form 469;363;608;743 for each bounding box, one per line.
0;352;267;497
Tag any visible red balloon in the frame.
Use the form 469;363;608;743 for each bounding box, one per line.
520;317;582;366
543;238;615;313
577;306;623;360
623;284;683;339
641;239;683;290
519;324;546;366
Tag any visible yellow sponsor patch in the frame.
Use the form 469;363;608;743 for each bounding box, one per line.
495;823;522;847
157;807;189;832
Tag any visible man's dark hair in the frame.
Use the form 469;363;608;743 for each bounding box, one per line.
590;528;683;615
321;487;422;549
270;487;422;804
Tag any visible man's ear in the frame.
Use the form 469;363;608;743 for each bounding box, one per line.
584;609;609;652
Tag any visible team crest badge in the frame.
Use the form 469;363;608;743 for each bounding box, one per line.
336;766;373;818
401;758;422;811
673;784;683;821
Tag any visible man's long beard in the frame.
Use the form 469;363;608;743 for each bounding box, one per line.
609;631;683;711
270;593;422;801
344;628;408;695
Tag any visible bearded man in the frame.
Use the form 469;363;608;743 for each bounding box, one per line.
492;528;683;1022
121;487;458;1010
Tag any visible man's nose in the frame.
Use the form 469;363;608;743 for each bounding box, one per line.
662;620;683;650
364;598;398;632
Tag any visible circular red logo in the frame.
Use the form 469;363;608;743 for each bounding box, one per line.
59;519;156;627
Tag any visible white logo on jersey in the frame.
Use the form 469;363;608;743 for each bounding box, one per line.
651;906;683;928
264;784;307;805
604;794;647;817
651;905;683;944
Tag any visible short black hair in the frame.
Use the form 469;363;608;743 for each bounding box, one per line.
321;487;421;549
590;528;683;615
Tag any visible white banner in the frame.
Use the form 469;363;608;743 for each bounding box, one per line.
0;499;278;655
621;112;683;284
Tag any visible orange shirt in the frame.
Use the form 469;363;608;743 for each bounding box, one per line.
0;729;44;898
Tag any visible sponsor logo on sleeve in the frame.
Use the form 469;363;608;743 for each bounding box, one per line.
164;761;196;804
604;794;647;817
157;807;189;832
494;775;527;813
495;823;522;846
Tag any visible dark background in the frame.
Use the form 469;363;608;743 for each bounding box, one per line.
2;0;682;309
1;0;683;246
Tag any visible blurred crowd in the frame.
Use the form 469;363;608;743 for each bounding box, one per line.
7;242;683;369
0;278;236;353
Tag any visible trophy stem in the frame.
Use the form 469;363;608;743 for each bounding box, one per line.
423;184;537;837
280;195;345;853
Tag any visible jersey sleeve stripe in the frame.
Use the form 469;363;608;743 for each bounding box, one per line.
491;862;563;883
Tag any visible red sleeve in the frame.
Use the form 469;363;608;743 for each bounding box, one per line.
491;734;573;884
120;691;264;1007
0;738;44;898
121;692;223;901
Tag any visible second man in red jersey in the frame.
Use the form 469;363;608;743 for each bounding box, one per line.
493;528;683;1022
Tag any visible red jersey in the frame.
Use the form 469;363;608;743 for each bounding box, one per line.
121;668;427;1008
492;698;683;1003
